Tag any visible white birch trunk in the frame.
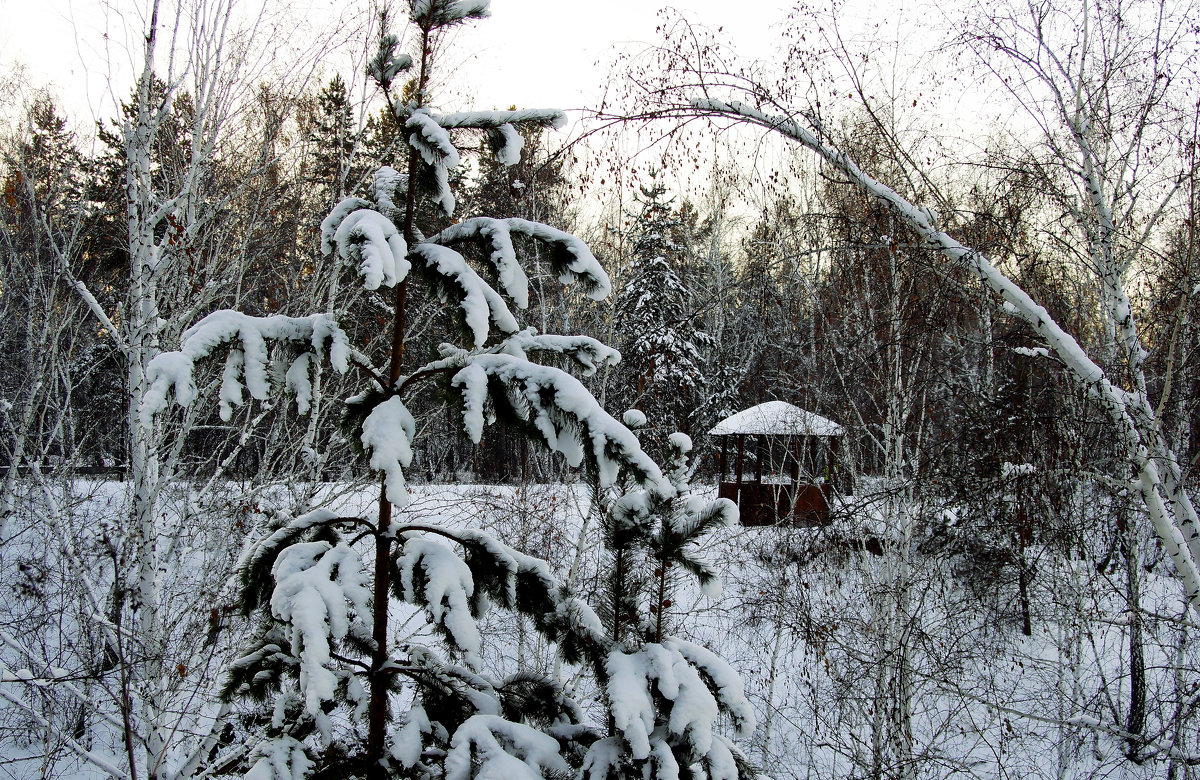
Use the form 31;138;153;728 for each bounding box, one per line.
689;97;1200;618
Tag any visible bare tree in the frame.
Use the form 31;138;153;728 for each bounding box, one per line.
600;0;1200;773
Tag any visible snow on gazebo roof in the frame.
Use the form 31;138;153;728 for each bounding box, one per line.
708;401;845;437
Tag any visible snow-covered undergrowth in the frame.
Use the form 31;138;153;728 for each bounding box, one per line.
1;479;1195;778
0;478;259;779
447;485;1199;780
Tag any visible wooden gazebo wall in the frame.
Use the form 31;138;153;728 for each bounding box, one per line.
716;433;840;527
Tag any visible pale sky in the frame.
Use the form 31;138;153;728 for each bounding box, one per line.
0;0;972;215
0;0;794;127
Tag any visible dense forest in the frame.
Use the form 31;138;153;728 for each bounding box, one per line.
2;0;1199;778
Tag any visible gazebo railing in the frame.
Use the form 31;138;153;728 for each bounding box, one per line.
718;481;832;527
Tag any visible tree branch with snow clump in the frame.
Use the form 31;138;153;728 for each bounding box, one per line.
244;735;314;780
431;110;566;167
320;192;410;291
496;329;621;376
334;209;409;291
408;243;520;346
452;354;669;492
598;640;753;778
445;714;572;780
436;109;566;130
407;109;460;215
270;542;371;716
398;538;485;668
140;311;350;427
361;397;416;508
427;216;613;306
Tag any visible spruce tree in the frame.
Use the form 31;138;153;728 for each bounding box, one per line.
308;75;364;210
614;177;714;436
139;3;756;779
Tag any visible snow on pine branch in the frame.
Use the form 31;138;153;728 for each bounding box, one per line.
320;197;371;255
426;217;612;303
498;329;620;377
321;196;409;290
594;639;754;780
601;640;753;776
361;396;417;509
445;714;571;780
426;218;531;307
244;736;313;780
433;110;566;167
141;311;350;427
436;109;567;130
398;537;484;667
270;541;370;716
409;243;520;346
452;527;607;643
451;354;667;491
407;109;460;216
492;124;523;166
374;166;407;220
402;109;566;212
234;508;345;599
664;638;755;738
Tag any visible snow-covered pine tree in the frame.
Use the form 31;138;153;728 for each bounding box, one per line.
614;177;714;435
140;3;755;778
593;417;753;779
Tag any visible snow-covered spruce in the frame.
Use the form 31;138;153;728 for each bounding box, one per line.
612;179;714;432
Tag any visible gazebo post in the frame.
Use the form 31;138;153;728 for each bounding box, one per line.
734;434;745;493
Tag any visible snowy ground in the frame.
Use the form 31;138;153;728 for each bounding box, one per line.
1;479;1196;778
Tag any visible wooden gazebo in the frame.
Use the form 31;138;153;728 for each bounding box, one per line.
710;401;845;527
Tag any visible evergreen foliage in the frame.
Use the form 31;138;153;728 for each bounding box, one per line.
136;3;756;778
613;178;714;435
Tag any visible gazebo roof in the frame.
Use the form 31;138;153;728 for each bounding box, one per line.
708;401;844;437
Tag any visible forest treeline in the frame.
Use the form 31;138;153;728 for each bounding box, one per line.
1;0;1199;777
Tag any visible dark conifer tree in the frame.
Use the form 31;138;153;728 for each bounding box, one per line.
613;177;714;436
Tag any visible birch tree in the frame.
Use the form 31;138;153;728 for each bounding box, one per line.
0;2;340;777
604;0;1200;772
620;0;1200;620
